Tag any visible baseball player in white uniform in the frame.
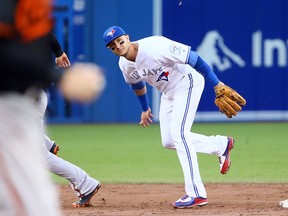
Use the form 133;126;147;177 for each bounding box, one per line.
39;33;101;207
103;26;237;208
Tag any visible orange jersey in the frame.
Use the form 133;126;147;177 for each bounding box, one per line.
0;0;52;42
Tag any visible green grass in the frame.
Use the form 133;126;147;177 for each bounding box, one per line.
47;122;288;184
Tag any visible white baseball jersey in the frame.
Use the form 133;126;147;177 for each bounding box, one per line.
120;36;191;96
118;36;229;198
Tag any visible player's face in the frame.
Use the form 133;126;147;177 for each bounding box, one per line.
108;35;130;56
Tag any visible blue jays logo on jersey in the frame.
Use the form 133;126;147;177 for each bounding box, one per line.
106;29;116;37
156;71;169;82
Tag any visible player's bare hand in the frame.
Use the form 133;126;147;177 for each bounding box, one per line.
139;108;154;128
55;52;71;68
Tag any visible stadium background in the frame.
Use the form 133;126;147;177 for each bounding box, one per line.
48;2;288;214
48;0;288;124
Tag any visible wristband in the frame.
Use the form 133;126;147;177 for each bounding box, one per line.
137;94;149;111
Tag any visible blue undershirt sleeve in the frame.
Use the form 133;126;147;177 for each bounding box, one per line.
187;51;220;87
129;81;145;90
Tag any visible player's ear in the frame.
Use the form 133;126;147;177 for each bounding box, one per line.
126;34;130;41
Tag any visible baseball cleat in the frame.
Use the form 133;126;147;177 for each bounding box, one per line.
219;137;234;174
72;183;101;207
172;194;208;208
50;143;60;156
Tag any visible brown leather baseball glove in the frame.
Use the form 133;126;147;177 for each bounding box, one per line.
214;85;246;118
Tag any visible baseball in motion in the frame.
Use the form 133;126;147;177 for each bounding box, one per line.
59;63;106;102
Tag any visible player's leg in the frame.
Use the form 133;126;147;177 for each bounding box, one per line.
36;89;48;120
35;90;60;156
189;132;228;156
44;148;101;207
36;90;60;155
189;133;234;174
187;69;234;174
158;89;226;179
44;134;60;155
159;93;175;150
170;73;207;199
159;72;208;208
44;134;54;150
38;87;100;207
0;94;60;216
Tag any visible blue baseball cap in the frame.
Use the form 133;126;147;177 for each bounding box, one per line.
103;26;126;46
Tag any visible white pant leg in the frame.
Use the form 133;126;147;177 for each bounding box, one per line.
44;134;55;152
160;72;206;198
37;89;48;120
159;94;175;149
0;94;60;216
160;72;228;157
37;90;54;152
190;133;228;157
38;90;99;197
44;148;99;197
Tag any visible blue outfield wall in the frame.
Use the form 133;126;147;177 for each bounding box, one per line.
48;0;288;123
82;0;154;123
162;0;288;121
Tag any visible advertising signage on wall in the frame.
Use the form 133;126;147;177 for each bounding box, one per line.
196;30;288;71
163;0;288;121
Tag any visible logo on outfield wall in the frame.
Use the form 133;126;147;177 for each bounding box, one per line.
197;30;288;72
196;31;246;72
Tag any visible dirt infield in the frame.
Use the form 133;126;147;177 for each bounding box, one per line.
58;183;288;216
